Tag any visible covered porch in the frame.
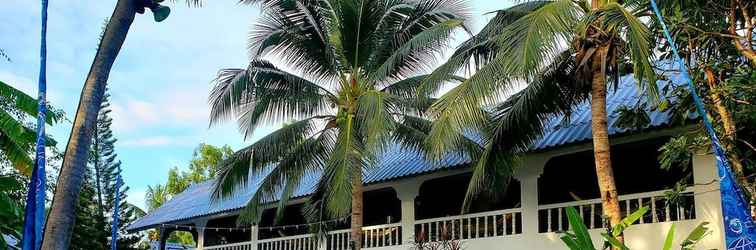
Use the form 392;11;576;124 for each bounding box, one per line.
151;138;725;250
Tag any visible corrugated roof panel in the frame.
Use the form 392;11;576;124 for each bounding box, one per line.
128;74;682;231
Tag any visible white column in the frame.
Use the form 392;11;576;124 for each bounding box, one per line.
513;155;547;236
691;152;725;249
250;225;259;250
195;220;208;250
395;181;421;245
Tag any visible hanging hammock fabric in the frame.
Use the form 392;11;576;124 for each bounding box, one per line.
21;0;49;249
649;0;756;249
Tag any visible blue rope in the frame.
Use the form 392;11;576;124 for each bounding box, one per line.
110;167;123;250
22;0;48;249
649;0;756;247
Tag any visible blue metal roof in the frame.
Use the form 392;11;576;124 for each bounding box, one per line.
128;74;680;232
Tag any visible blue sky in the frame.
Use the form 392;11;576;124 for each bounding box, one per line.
1;0;511;210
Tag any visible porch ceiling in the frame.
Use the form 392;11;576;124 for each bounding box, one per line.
127;72;684;232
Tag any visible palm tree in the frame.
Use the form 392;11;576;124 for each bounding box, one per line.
145;184;170;212
209;0;468;249
423;0;657;242
43;0;199;248
0;80;60;176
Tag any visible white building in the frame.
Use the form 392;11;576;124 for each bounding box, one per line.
127;79;726;249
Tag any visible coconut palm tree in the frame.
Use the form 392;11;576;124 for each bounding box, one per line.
43;0;198;248
422;0;657;242
208;0;468;248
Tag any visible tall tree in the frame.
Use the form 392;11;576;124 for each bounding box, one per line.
43;1;200;247
208;1;468;249
423;0;658;243
90;91;141;249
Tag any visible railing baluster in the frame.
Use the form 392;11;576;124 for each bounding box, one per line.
546;209;552;232
589;204;595;229
651;196;658;223
557;207;563;231
665;201;671;222
638;198;644;223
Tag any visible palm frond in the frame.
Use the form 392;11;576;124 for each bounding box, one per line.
208;60;335;138
461;142;519;212
369;19;465;83
320;115;366;217
460;52;587;208
237;130;333;224
420;1;551;94
248;2;340;80
356;90;396;154
494;0;583;78
212;116;330;201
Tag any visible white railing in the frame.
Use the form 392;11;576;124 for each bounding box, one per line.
537;189;696;233
414;208;523;242
249;224;401;250
258;233;319;250
205;241;254;250
325;229;351;250
361;223;402;248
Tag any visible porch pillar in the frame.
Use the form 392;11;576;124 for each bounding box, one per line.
250;225;259;250
513;155;547;236
194;219;208;250
395;181;421;245
158;227;175;250
691;152;725;249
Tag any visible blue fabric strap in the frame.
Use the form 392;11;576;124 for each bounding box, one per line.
111;168;123;250
22;0;48;249
650;0;756;248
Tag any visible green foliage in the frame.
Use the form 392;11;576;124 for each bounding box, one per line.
0;176;23;249
0;80;63;176
614;105;651;131
70;171;107;250
560;206;711;250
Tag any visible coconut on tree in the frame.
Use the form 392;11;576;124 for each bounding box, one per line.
423;0;658;244
208;0;468;249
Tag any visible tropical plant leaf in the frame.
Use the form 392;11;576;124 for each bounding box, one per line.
662;224;676;250
681;222;710;250
612;206;649;237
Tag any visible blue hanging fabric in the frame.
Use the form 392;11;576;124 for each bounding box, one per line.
649;0;756;249
110;166;123;250
22;0;49;249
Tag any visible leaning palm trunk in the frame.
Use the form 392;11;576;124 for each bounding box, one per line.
351;174;363;250
590;46;622;242
42;0;137;248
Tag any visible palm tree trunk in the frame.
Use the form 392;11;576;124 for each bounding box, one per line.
590;46;623;240
42;0;138;248
351;173;363;250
